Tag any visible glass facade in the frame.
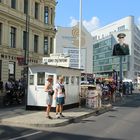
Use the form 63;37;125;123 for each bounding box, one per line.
93;37;129;77
134;36;140;72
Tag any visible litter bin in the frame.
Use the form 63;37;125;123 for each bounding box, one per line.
86;85;102;109
79;85;88;107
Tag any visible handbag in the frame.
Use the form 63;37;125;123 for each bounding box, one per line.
48;90;54;96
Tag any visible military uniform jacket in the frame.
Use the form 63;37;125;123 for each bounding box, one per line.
112;43;129;56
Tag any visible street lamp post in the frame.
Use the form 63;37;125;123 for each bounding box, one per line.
25;14;29;67
24;3;30;109
79;0;82;69
119;56;123;82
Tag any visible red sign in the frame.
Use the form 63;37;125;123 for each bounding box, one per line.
17;57;25;66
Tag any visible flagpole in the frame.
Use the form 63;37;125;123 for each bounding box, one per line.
79;0;82;69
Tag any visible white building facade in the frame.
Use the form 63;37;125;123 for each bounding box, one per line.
54;24;93;74
92;16;140;86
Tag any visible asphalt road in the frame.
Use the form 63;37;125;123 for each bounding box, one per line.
1;94;140;140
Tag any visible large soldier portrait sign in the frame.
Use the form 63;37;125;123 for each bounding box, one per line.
112;33;130;56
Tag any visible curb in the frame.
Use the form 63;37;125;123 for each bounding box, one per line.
0;105;112;128
73;104;112;123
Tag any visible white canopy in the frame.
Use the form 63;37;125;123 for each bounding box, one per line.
123;79;132;82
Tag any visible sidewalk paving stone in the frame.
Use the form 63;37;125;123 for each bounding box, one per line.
0;105;112;128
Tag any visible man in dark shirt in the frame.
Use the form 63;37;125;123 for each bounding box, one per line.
112;33;130;56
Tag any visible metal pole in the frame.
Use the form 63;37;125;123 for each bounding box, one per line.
25;14;29;66
79;0;82;69
119;56;123;81
24;3;30;109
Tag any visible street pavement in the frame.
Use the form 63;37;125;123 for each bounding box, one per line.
1;92;140;140
0;89;139;129
0;105;112;128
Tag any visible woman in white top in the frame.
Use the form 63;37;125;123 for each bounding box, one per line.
44;77;53;119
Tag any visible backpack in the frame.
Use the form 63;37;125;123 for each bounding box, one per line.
59;83;65;93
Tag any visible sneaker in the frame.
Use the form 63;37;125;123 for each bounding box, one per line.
56;114;60;119
60;113;65;118
46;116;53;119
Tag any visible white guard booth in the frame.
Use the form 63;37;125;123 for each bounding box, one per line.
27;64;81;109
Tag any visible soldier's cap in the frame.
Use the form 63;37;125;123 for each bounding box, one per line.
117;33;126;38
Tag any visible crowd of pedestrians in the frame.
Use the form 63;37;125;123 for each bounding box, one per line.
0;78;26;106
0;78;26;93
95;78;134;104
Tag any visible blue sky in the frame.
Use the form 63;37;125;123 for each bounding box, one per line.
55;0;140;33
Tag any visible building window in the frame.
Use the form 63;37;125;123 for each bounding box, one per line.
50;37;53;54
0;23;2;45
34;35;38;53
71;76;74;84
76;76;80;85
24;0;28;14
9;61;15;80
0;60;2;81
29;75;34;85
10;27;16;48
37;72;45;85
23;31;26;50
11;0;16;9
44;36;48;55
65;76;69;84
35;2;39;19
118;25;125;31
44;6;49;24
50;8;53;24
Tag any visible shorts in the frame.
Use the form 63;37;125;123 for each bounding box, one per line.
46;93;52;105
56;97;65;105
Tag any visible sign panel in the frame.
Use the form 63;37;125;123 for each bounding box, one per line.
63;47;86;69
42;55;70;67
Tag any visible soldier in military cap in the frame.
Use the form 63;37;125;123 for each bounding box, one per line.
112;33;130;56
